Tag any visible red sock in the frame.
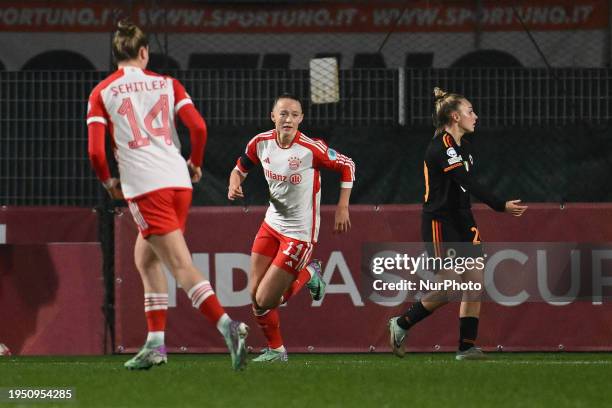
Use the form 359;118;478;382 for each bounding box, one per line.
254;308;283;349
144;293;168;332
198;295;226;325
281;267;311;304
188;281;226;325
145;310;167;332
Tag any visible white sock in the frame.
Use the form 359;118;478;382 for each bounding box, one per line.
146;331;164;346
216;313;231;334
272;345;286;352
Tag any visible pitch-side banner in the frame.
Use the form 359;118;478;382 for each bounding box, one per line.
114;204;612;353
0;207;98;244
0;1;606;33
0;243;104;355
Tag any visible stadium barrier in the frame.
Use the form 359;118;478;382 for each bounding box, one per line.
113;204;612;353
0;243;104;355
0;207;102;355
3;204;612;355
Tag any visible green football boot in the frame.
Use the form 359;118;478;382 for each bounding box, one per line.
252;348;288;362
305;259;326;301
124;344;167;370
221;320;250;371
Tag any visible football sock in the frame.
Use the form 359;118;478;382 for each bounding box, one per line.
280;266;313;304
187;280;228;332
144;293;167;346
253;307;283;349
459;317;479;351
396;301;432;330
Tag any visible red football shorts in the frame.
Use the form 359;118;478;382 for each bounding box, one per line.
127;188;192;238
251;222;314;276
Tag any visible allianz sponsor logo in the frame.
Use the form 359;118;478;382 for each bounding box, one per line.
264;168;287;182
264;168;302;185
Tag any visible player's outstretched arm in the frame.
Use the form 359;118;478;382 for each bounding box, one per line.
228;169;246;201
334;187;352;233
443;162;506;212
505;199;528;216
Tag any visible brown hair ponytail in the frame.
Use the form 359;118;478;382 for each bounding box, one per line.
112;20;148;63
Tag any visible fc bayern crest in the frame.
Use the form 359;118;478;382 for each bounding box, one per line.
288;156;301;170
289;174;302;185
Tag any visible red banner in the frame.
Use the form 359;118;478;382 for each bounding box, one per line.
114;204;612;353
0;243;104;355
0;1;606;33
0;207;98;244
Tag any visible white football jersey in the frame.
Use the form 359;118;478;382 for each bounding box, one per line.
235;130;355;243
87;67;192;199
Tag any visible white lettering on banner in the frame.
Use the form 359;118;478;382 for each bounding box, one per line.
141;248;612;309
484;249;529;306
161;251;362;308
312;251;364;307
537;249;580;306
0;224;5;244
214;253;251;307
592;250;612;305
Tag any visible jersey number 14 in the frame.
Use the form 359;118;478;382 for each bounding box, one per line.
118;95;172;149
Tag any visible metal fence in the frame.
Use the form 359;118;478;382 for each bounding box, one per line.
406;68;612;125
0;68;610;205
180;69;399;125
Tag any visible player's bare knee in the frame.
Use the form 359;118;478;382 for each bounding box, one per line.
134;258;156;276
255;292;277;311
251;301;269;316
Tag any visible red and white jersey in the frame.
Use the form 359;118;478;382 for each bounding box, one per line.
86;66;192;199
235;130;355;243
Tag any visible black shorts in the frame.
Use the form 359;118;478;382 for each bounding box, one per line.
421;210;483;259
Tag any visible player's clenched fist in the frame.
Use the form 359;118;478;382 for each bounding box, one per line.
228;184;244;200
103;178;124;200
187;159;202;183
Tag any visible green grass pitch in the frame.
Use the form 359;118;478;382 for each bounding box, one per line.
1;353;610;407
